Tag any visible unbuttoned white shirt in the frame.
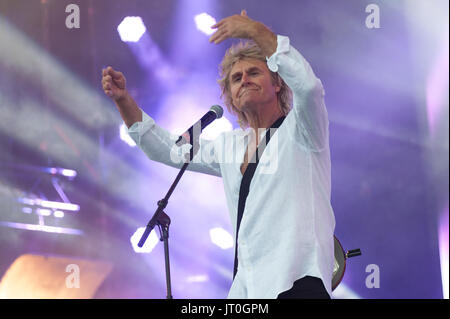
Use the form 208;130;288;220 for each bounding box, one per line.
128;35;335;298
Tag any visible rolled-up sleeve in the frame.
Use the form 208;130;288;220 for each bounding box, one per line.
267;35;329;152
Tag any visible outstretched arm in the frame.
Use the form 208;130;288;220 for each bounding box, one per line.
101;66;222;177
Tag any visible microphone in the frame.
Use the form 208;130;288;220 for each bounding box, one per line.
175;105;223;145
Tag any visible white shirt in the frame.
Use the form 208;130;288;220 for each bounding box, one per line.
128;35;335;298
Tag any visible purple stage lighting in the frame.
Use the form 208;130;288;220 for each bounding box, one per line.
0;221;83;235
42;167;77;178
194;13;216;35
53;210;65;218
439;207;449;299
36;208;52;217
130;227;159;253
209;227;233;249
59;169;77;178
120;123;136;147
21;207;32;214
426;39;449;135
18;197;80;212
186;274;209;283
117;16;147;42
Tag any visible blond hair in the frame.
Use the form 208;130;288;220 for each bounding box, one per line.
218;40;292;128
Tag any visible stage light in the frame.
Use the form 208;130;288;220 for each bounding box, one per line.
21;207;32;214
54;210;65;218
45;167;77;178
194;13;216;36
130;227;159;253
209;227;233;249
36;208;52;217
60;169;77;178
39;200;79;211
117;16;147;42
439;207;449;299
186;274;209;283
18;197;80;212
0;221;83;235
120;123;136;147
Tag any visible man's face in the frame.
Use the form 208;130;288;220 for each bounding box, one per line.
229;58;280;113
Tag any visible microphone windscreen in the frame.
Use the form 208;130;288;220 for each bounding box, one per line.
210;105;223;119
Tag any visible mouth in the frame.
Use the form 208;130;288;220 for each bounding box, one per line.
239;88;258;97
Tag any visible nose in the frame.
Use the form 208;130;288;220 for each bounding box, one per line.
241;72;252;85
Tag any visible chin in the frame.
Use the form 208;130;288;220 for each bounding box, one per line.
236;101;256;113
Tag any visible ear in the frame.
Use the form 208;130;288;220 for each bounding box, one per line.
273;76;282;93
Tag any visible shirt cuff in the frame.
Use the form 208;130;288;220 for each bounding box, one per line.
266;35;290;72
127;111;154;144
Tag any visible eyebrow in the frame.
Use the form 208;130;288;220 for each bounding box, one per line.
230;67;262;81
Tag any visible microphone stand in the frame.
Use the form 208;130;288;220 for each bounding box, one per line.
137;143;195;299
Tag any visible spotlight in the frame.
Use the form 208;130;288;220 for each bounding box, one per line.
117;16;147;42
21;207;32;214
53;210;65;218
36;208;52;217
60;169;77;178
18;197;80;212
130;227;159;253
194;13;216;36
42;167;77;178
209;227;233;249
186;274;209;283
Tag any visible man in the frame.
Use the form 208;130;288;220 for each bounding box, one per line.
102;10;335;299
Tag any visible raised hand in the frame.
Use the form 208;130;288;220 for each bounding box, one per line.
101;66;127;100
209;10;277;57
209;10;259;44
101;66;142;127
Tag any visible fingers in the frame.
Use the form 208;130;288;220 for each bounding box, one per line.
101;73;110;87
209;28;228;44
212;33;229;44
102;79;113;97
102;66;123;80
101;66;127;99
211;11;247;29
211;19;225;29
102;67;113;83
209;18;232;43
109;67;123;79
103;85;113;97
209;11;251;44
101;67;114;97
102;76;112;89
